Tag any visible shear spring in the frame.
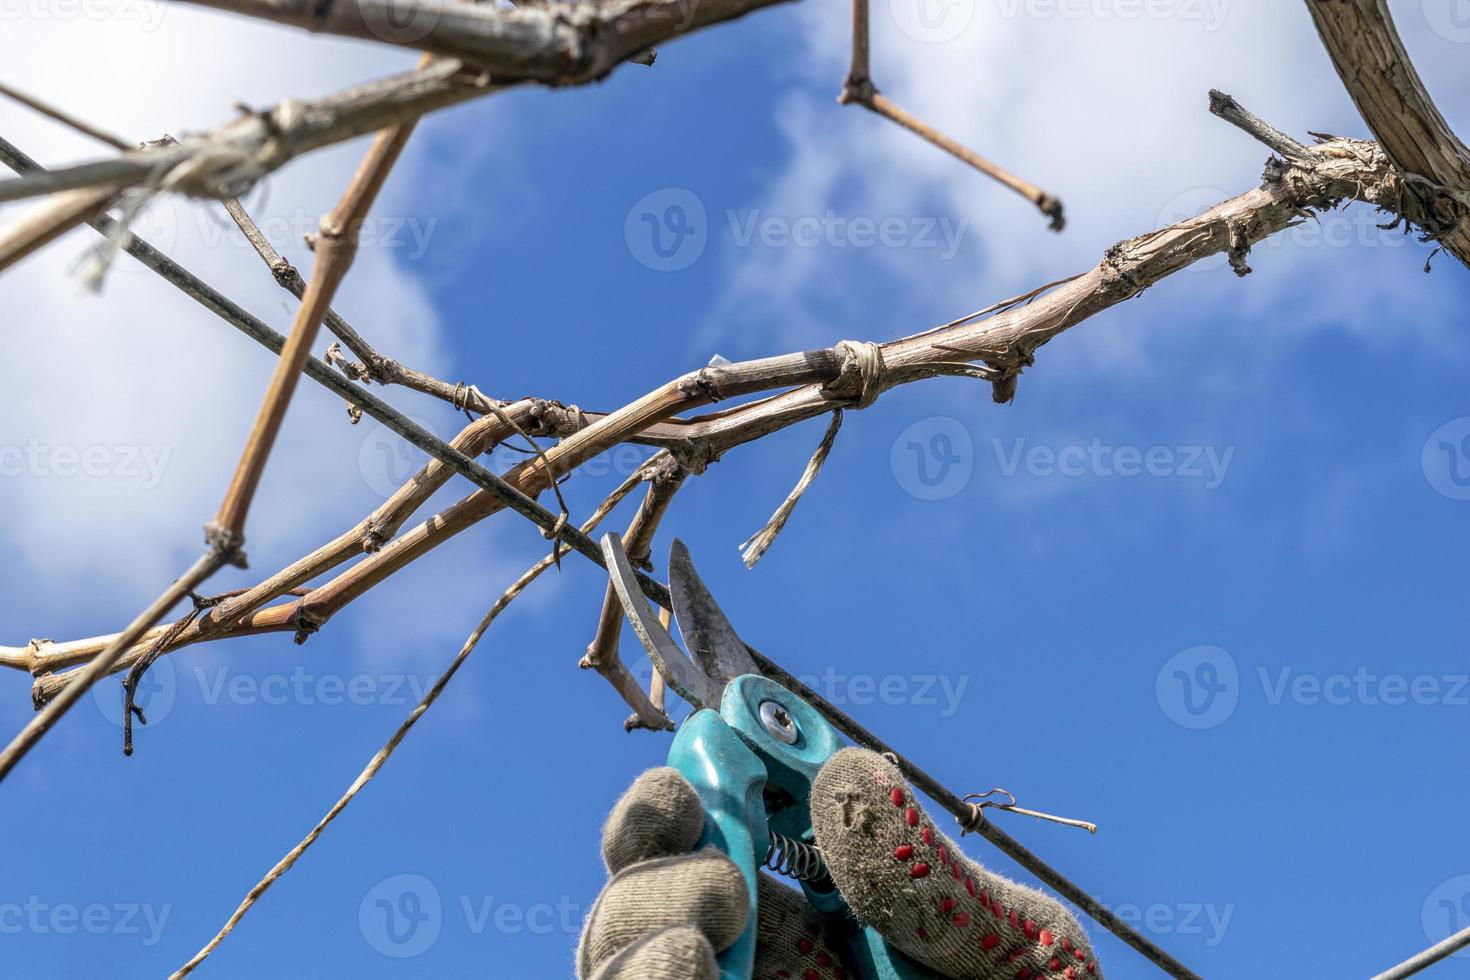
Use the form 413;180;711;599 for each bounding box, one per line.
764;831;832;887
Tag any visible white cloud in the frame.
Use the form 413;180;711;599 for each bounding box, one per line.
0;8;465;635
705;0;1470;360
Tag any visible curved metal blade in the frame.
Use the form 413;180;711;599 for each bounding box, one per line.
601;532;719;711
669;538;760;688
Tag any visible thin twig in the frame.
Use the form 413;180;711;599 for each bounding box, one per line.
221;195;500;411
168;466;648;978
837;0;1064;230
0;80;132;150
623;609;672;732
213;52;504;415
855;92;1065;231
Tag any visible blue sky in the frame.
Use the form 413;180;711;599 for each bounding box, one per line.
2;1;1470;977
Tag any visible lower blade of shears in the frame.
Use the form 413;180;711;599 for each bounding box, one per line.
601;532;720;711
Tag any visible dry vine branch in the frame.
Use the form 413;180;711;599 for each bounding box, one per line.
0;80;132;151
0;0;797;209
174;0;738;84
5;98;1436;721
1305;0;1470;269
0;0;1069;240
173;125;1432;644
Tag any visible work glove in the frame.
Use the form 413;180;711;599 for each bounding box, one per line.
577;747;1101;980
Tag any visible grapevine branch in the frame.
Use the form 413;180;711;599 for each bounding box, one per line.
4;104;1441;710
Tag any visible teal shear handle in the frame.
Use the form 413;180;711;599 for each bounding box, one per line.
667;674;943;980
667;709;765;979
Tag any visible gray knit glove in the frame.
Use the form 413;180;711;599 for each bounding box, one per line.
579;751;1100;980
577;768;853;980
812;748;1101;980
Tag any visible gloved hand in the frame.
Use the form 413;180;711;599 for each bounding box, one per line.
577;748;1101;980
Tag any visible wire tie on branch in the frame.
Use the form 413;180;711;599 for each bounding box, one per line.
959;789;1098;836
826;339;885;409
542;512;569;541
450;380;474;415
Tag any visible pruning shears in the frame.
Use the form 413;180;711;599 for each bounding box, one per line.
602;533;943;980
